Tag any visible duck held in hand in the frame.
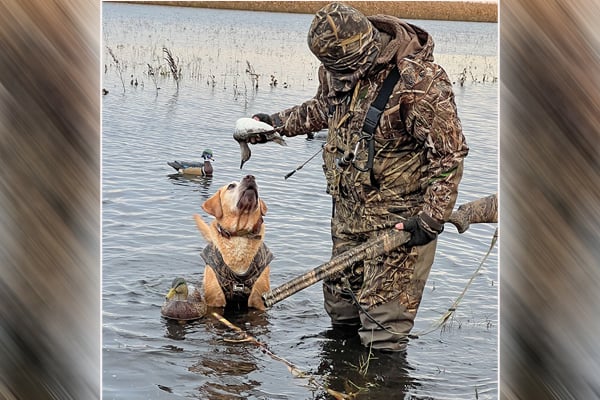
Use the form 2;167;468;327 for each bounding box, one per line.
233;117;286;169
167;149;214;176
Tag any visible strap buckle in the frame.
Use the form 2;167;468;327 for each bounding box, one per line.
233;283;245;292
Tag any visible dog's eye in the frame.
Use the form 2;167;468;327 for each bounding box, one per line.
227;183;236;190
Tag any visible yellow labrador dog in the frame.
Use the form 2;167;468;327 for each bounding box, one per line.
193;175;272;310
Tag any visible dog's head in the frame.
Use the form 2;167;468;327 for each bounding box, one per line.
202;175;267;234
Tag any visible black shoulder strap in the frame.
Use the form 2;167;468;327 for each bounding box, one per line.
361;66;401;187
363;66;400;136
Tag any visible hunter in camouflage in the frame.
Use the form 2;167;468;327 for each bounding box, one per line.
249;2;468;351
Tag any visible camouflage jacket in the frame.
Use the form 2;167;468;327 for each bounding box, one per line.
270;15;468;223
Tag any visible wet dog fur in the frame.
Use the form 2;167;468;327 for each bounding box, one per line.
193;175;270;310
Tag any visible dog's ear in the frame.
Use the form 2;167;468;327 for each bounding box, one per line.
202;190;223;219
259;198;268;216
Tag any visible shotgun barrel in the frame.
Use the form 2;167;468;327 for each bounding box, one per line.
262;193;498;308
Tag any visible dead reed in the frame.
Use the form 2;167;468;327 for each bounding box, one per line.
163;47;181;90
245;60;259;89
106;46;126;93
147;63;160;92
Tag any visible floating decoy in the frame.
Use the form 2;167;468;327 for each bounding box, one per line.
167;149;214;177
161;277;207;321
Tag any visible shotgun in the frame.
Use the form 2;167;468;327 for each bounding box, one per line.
262;193;498;307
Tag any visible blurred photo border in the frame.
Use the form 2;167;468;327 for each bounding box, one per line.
1;0;599;398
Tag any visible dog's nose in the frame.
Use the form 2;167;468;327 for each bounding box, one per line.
244;175;255;181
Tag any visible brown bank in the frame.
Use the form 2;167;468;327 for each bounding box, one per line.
118;1;497;23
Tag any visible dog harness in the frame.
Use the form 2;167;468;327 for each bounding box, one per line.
200;242;273;306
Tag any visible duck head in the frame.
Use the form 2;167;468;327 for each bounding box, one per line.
165;277;189;301
201;149;214;161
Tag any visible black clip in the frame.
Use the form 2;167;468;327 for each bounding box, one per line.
328;105;336;118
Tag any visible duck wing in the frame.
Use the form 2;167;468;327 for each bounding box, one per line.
168;160;205;170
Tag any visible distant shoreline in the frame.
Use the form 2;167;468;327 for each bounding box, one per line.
111;1;497;23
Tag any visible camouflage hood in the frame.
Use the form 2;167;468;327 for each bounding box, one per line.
307;2;382;95
307;3;434;96
367;14;435;66
307;3;381;73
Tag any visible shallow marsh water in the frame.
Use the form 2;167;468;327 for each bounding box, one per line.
102;3;498;399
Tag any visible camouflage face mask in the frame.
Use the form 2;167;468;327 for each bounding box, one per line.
325;45;379;96
307;2;381;95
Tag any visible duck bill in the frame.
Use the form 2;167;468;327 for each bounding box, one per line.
239;142;251;169
165;287;177;300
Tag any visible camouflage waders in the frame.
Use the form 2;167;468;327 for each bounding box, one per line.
324;197;438;351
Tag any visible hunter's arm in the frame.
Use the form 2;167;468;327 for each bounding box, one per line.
406;64;469;223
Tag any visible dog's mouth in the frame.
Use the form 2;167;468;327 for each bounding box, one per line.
236;175;259;212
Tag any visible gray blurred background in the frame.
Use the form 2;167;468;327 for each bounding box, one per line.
500;0;600;398
0;1;100;398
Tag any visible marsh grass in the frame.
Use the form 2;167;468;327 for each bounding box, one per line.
324;331;380;399
103;4;497;96
136;1;498;23
245;60;259;89
106;46;126;93
104;43;496;96
163;47;181;90
438;310;495;334
146;63;160;93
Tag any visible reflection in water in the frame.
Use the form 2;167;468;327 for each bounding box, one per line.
314;328;418;399
166;90;180;115
189;308;270;399
196;380;258;400
213;305;271;331
163;318;197;341
167;174;214;202
192;357;257;376
168;173;213;188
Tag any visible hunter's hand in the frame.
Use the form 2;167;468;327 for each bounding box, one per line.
248;114;272;144
252;113;273;125
395;213;444;247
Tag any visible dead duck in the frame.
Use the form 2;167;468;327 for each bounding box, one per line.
161;277;207;321
167;149;214;177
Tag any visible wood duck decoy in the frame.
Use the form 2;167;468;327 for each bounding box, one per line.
167;149;214;177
